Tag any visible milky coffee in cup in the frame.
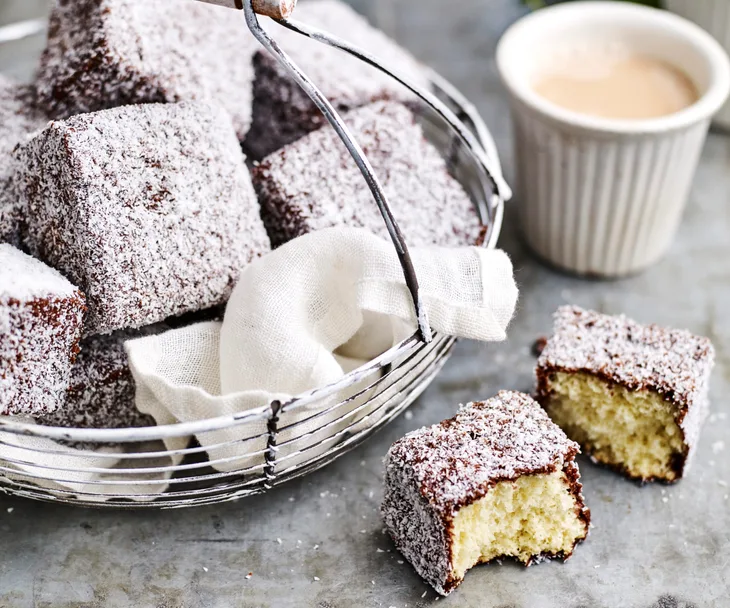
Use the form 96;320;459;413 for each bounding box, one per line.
533;52;699;120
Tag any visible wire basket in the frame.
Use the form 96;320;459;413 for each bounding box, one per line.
0;3;507;509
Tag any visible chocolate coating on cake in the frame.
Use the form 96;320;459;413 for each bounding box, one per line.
537;306;714;409
38;326;166;430
254;101;485;248
535;306;715;482
245;0;427;158
35;0;259;138
382;391;590;595
15;102;270;334
0;244;86;416
0;76;47;246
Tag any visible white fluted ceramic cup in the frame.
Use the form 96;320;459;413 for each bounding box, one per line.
665;0;730;130
497;2;730;277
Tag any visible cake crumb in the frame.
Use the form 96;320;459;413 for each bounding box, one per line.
202;567;208;572
6;507;14;514
276;538;282;544
313;577;320;581
532;336;548;357
405;411;414;421
712;440;725;454
245;573;253;580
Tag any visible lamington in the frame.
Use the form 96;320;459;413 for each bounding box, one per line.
254;101;485;248
382;391;590;596
14;101;270;335
0;76;47;246
35;0;259;138
536;306;715;483
0;244;86;416
38;327;165;430
245;0;427;158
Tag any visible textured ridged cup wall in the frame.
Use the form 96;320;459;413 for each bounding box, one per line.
497;2;730;278
665;0;730;130
512;105;710;276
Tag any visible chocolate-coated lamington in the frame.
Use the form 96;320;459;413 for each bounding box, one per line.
536;306;714;483
382;391;590;596
245;0;427;158
35;0;259;139
254;101;485;248
0;76;47;246
38;326;167;430
15;102;270;335
0;244;86;416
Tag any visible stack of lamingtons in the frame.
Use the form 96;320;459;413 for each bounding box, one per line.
0;0;486;436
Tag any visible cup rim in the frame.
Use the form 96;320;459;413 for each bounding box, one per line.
496;1;730;135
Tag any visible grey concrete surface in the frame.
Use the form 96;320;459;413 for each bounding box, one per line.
0;1;728;607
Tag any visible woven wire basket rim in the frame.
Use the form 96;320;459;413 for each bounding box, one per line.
0;14;506;447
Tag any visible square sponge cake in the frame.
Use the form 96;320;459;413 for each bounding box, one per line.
382;391;590;595
254;101;485;248
35;0;259;139
1;244;86;416
246;0;427;158
536;306;714;483
14;101;270;335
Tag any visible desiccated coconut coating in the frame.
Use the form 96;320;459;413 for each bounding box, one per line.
0;76;47;246
15;101;270;335
37;325;167;430
0;244;86;416
254;101;485;248
35;0;259;139
382;391;590;595
535;306;715;481
245;0;427;158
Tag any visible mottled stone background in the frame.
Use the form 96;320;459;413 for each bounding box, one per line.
0;1;727;607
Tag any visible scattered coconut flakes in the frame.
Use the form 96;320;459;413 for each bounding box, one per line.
718;480;728;487
7;507;14;513
405;411;414;421
245;573;253;580
377;548;385;553
313;577;320;582
276;538;282;544
712;440;725;454
203;567;208;572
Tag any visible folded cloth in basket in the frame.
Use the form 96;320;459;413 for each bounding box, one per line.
125;227;518;476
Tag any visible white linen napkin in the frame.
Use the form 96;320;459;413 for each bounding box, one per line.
126;227;518;474
0;420;184;502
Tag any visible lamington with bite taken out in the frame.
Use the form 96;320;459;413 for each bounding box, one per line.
254;101;485;248
245;0;427;158
35;0;259;139
14;101;270;335
0;76;47;246
536;306;714;483
0;244;86;417
382;391;590;596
